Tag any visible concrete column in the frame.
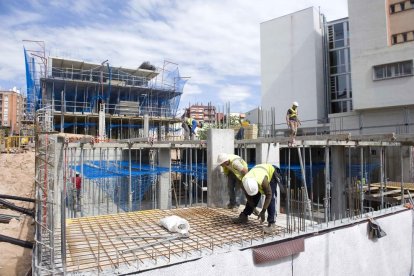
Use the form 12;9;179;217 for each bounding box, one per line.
143;114;149;138
256;142;279;164
207;129;234;207
54;137;64;230
331;146;346;218
158;148;171;209
256;142;281;213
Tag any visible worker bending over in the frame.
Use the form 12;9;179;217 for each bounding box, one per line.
217;153;248;210
182;117;203;140
233;164;281;234
286;101;301;143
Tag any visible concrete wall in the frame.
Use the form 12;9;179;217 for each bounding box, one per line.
260;7;325;127
143;209;414;276
348;0;414;110
329;107;414;134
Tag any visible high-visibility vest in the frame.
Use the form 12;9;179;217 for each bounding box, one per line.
243;164;275;194
223;154;248;181
288;108;298;120
186;117;194;126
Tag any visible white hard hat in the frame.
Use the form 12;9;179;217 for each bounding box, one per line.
292;101;299;107
217;153;229;165
242;177;259;196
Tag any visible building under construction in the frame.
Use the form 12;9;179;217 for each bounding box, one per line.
24;43;186;140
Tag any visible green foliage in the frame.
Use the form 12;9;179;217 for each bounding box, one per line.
196;115;242;140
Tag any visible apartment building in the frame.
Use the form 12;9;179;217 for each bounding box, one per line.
0;90;24;134
185;104;216;123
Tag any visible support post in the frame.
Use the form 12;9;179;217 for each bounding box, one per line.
128;144;132;211
331;146;346;219
207;129;234;207
158;148;171;209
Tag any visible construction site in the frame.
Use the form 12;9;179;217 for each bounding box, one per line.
1;0;414;274
29;128;414;275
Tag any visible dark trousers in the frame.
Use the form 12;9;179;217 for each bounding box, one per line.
182;122;191;139
242;166;279;224
227;172;244;207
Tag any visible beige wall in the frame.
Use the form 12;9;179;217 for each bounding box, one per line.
387;0;414;42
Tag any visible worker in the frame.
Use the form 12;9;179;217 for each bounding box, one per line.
217;153;248;210
75;172;82;202
233;164;281;234
286;101;301;143
182;117;203;140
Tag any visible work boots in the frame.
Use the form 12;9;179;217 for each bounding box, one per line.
263;223;276;234
232;212;248;224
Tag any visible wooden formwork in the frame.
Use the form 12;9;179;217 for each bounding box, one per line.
61;207;285;273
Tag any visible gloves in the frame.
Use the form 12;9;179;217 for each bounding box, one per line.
257;210;266;223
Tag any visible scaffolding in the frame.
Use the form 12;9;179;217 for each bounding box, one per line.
24;44;186;140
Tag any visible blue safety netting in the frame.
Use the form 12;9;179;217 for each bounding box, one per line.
71;161;207;211
24;47;42;118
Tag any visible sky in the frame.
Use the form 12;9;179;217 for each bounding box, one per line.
0;0;348;114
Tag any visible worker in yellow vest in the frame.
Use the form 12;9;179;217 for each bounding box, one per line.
217;153;248;209
233;164;281;234
286;101;301;143
182;117;203;140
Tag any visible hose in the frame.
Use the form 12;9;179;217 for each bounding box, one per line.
0;199;34;217
0;194;35;203
0;234;33;248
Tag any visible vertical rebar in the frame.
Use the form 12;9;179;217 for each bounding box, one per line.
128;144;132;211
360;147;364;217
97;231;101;275
139;148;142;210
287;148;291;233
61;190;66;275
380;147;384;210
324;146;330;222
189;148;193;206
400;146;404;205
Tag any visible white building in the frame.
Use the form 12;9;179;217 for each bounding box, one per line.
259;1;414;135
332;0;414;135
260;7;326;133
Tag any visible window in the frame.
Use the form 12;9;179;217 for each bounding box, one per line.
373;60;413;80
334;23;345;47
392;30;414;45
392;35;398;44
331;100;350;113
390;0;414;13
